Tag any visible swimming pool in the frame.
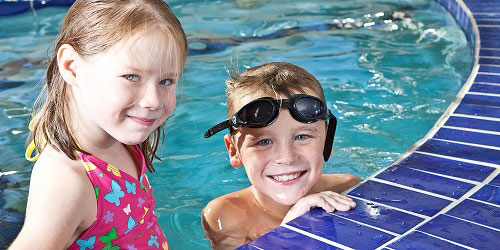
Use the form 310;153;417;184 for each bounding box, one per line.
0;0;472;248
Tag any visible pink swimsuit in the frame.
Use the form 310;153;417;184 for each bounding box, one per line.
67;145;169;250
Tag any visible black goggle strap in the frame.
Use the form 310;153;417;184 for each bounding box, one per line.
204;119;232;138
323;110;337;162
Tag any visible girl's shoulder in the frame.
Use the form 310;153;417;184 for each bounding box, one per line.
20;145;97;248
32;145;85;181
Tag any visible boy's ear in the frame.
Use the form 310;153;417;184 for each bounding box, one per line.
57;44;80;86
224;134;243;169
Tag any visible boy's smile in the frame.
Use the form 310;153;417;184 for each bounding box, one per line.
227;92;328;206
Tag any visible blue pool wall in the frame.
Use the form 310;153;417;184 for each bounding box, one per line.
241;0;500;249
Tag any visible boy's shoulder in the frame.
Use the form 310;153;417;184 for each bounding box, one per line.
202;188;254;248
311;174;362;194
202;188;253;228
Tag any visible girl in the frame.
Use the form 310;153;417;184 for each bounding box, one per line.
10;0;187;249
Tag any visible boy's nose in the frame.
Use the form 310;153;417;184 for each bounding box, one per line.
274;140;297;165
138;82;162;110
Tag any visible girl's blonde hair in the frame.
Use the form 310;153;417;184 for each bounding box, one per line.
28;0;187;172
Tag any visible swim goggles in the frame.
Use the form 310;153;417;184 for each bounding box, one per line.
204;94;337;161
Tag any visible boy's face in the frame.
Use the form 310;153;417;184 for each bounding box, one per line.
226;90;328;206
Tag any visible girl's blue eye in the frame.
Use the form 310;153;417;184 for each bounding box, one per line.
257;139;272;146
296;134;310;141
123;74;139;82
160;78;175;85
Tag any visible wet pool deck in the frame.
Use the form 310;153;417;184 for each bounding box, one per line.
239;0;500;249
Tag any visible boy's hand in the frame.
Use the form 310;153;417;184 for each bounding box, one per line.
281;191;356;225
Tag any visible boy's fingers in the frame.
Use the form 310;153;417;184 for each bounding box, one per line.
318;197;335;213
321;194;354;211
323;192;356;208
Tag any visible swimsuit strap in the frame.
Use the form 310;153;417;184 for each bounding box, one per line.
25;114;82;162
25;117;43;162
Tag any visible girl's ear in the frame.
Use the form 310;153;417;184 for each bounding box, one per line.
57;44;80;86
224;134;243;169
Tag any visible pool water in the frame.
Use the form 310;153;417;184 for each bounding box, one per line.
0;0;472;249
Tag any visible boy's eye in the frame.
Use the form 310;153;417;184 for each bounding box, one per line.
296;134;310;141
123;74;140;82
257;139;272;146
160;78;176;86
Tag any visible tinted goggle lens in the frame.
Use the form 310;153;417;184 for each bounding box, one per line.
238;100;275;126
294;96;326;120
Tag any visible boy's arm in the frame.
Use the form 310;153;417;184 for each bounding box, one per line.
9;155;93;249
201;198;249;249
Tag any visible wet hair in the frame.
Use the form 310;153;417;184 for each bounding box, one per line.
28;0;187;172
225;62;326;118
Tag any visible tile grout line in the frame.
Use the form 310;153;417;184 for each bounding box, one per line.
281;224;354;250
467;91;500;96
431;137;500;151
445;214;500;232
370;178;456;201
451;113;500;122
405;166;481;185
467;197;500;208
415;150;500;169
414;230;476;250
375;167;500;249
441;125;500;135
346;195;429;219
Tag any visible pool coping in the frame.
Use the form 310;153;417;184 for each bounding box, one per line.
241;0;500;249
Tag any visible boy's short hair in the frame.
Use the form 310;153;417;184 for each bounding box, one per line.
225;62;326;118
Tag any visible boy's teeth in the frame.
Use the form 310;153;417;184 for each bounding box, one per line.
271;172;301;182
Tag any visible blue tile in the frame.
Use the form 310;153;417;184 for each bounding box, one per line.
462;94;500;107
417;139;500;165
474;14;500;19
479;65;500;74
481;40;500;49
450;0;458;18
479;58;500;65
491;173;500;187
478;27;500;36
469;83;500;94
348;180;451;217
475;74;500;84
437;0;450;9
480;49;500;57
477;20;500;26
388;231;467;250
287;208;394;249
237;226;339;250
444;116;500;133
433;127;500;148
454;103;500;119
446;199;500;229
334;197;424;234
470;6;500;13
418;214;500;249
376;166;475;199
470;184;500;205
396;152;493;182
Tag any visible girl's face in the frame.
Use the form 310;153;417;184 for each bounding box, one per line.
71;27;182;146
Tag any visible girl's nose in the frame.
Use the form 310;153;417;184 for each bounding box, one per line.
139;82;161;110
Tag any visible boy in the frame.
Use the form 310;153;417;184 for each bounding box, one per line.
202;62;361;249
